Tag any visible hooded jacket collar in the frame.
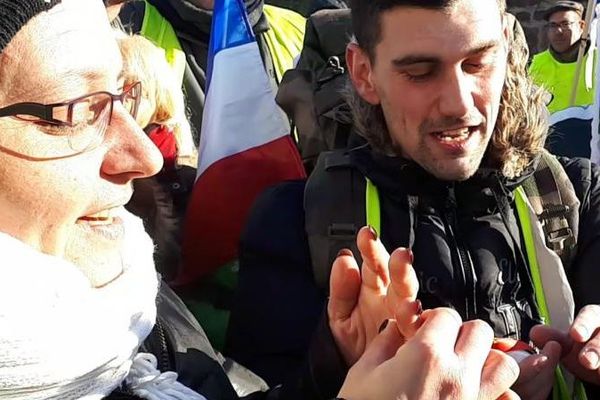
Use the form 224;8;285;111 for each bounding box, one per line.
349;144;539;201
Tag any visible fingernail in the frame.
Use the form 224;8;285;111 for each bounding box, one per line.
584;349;600;369
367;225;378;240
576;325;590;340
408;248;414;264
378;319;389;333
337;248;353;258
533;355;549;371
415;299;423;315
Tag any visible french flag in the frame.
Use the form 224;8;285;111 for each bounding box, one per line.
177;0;305;285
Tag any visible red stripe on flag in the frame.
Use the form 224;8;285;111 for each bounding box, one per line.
176;135;305;286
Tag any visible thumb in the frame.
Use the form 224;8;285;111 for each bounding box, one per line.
352;320;405;371
479;349;520;400
530;324;573;357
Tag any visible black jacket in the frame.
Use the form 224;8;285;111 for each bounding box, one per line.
227;145;600;392
107;283;347;399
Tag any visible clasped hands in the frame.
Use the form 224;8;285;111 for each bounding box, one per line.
328;226;519;400
328;226;600;399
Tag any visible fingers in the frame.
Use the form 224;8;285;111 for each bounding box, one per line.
357;226;390;289
455;319;494;374
529;324;573;357
328;250;361;322
578;328;600;370
479;350;520;400
386;247;421;338
569;304;600;374
512;341;561;400
415;308;463;351
571;305;600;343
455;320;513;400
352;321;405;371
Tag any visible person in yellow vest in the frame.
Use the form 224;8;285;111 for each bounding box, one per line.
529;1;596;114
119;0;304;143
116;0;305;351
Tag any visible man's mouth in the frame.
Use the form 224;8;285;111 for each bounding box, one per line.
430;126;480;153
434;127;472;142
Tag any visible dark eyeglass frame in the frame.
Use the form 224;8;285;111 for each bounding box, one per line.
545;21;578;31
0;81;141;128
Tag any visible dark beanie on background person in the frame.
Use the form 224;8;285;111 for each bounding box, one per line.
0;0;62;53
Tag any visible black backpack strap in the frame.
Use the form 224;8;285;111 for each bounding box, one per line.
276;9;353;173
305;150;366;292
521;149;580;270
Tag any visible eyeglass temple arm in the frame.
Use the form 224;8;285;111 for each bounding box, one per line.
0;103;58;122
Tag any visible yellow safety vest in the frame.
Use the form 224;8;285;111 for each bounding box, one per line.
366;179;587;400
262;5;305;82
139;1;305;85
529;49;596;115
139;1;187;86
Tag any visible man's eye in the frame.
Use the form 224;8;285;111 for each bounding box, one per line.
402;65;434;81
463;63;484;73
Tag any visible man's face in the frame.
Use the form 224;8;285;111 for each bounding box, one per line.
0;0;162;286
347;0;508;181
547;10;584;53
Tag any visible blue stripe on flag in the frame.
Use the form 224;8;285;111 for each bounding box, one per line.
206;0;255;88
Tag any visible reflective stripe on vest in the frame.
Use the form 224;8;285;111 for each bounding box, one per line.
515;187;587;400
365;180;587;399
262;5;306;82
139;3;304;86
139;1;186;86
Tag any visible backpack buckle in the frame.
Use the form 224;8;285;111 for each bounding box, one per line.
328;223;358;239
537;204;575;255
545;227;574;253
317;56;345;84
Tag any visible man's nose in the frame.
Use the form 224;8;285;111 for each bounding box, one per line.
437;67;474;119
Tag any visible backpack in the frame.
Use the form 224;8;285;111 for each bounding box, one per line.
305;148;581;292
275;9;355;173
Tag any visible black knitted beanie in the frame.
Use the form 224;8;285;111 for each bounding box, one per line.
0;0;62;54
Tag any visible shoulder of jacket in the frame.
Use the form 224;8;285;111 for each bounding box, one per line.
558;157;595;208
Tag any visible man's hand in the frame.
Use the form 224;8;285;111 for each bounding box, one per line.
530;304;600;385
327;226;420;364
510;341;561;400
337;308;520;400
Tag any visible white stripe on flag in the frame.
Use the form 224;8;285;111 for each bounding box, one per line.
197;41;290;176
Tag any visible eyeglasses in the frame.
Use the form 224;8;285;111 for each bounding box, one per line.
545;21;578;32
0;81;141;158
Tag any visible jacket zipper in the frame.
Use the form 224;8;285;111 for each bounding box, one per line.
155;318;172;372
444;186;478;320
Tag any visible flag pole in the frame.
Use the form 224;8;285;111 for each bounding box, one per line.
569;0;596;107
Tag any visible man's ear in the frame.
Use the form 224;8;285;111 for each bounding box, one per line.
346;42;381;105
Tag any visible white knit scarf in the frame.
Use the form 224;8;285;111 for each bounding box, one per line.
0;211;205;400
